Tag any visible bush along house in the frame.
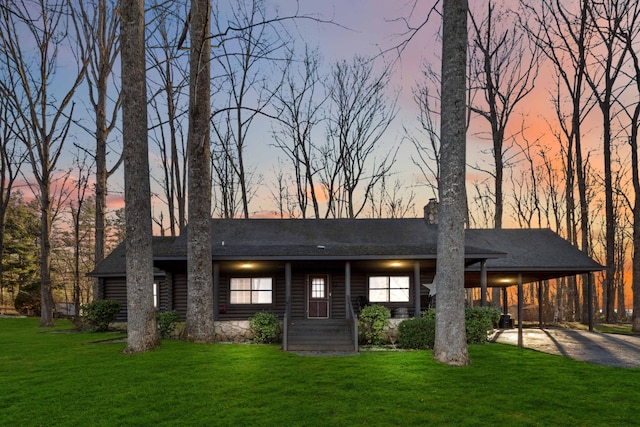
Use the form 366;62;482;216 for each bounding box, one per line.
90;202;603;352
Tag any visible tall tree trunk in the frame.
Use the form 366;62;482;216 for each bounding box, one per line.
94;85;107;300
120;0;159;353
183;0;215;342
433;0;469;366
629;86;640;331
39;182;54;326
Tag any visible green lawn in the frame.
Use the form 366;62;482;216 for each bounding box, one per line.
1;318;638;426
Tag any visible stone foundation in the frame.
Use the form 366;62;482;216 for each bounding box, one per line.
116;318;409;344
215;320;255;342
382;318;404;344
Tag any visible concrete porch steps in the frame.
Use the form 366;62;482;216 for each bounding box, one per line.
286;318;356;352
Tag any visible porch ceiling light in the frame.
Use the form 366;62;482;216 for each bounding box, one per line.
389;261;404;268
240;263;253;269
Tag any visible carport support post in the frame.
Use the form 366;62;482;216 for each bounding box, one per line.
502;288;508;314
518;273;523;348
345;262;351;320
414;261;421;317
588;273;594;332
538;280;543;328
480;260;487;307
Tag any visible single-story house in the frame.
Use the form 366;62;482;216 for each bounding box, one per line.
90;206;603;351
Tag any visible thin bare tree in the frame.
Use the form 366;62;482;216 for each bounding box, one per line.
0;64;27;310
617;8;640;331
583;0;636;323
211;0;289;218
407;65;441;200
68;150;93;324
0;0;89;326
325;55;398;219
522;0;595;324
148;0;189;236
272;47;327;219
469;0;539;229
72;0;122;300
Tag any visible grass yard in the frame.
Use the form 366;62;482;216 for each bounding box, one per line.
1;318;638;426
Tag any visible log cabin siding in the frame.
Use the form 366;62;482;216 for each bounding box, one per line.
99;262;427;322
101;275;168;322
103;277;128;322
172;273;188;320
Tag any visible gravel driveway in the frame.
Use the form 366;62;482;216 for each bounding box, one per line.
490;327;640;368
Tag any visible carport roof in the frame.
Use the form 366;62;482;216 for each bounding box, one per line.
464;228;604;286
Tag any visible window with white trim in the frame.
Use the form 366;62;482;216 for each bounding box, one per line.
230;278;273;304
368;276;410;303
153;283;159;309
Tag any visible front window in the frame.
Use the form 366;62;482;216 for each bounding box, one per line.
153;283;159;309
368;276;410;303
230;278;273;304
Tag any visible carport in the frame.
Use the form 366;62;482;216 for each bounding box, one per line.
464;228;605;347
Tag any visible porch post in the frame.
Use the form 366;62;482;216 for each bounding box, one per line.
345;262;351;320
414;261;421;317
480;260;487;307
285;262;292;318
517;273;523;348
213;263;220;321
284;262;291;352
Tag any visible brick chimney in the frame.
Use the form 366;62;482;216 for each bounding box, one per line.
424;198;438;224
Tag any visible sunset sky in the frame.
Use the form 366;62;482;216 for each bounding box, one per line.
20;0;611;228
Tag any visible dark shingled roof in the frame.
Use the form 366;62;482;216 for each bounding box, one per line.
465;228;603;286
92;219;603;286
88;236;178;277
165;218;503;261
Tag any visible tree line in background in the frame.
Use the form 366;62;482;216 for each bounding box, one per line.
0;0;640;334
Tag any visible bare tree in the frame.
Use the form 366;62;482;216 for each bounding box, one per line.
0;60;27;310
211;121;242;218
583;0;635;323
325;56;398;218
120;0;159;353
268;160;297;219
182;0;215;342
618;10;640;331
211;0;289;218
523;0;595;324
469;0;539;229
72;0;122;300
433;0;469;366
148;1;189;236
407;65;441;199
272;47;327;218
366;176;416;219
68;150;93;324
510;121;544;228
0;0;89;326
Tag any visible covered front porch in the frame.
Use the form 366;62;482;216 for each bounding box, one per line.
209;258;438;352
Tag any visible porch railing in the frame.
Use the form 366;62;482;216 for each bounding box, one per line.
347;300;358;353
